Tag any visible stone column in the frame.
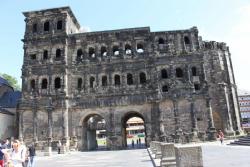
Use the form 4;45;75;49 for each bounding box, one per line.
18;109;24;142
190;99;199;142
82;125;88;151
32;98;38;144
61;98;69;153
173;99;182;143
44;98;53;156
223;85;235;136
206;97;217;140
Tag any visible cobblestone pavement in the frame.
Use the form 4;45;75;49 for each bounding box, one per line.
35;149;153;167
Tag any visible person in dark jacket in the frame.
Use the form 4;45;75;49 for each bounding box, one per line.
28;144;36;167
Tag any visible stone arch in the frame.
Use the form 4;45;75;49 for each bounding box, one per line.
212;111;224;131
121;111;147;148
79;112;107;151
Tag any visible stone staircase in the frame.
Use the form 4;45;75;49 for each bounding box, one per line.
230;135;250;146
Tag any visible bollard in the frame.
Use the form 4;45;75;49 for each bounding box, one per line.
175;145;203;167
160;143;176;167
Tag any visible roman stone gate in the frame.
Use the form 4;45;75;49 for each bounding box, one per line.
18;7;242;151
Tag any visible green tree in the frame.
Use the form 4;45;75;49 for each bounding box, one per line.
0;73;21;91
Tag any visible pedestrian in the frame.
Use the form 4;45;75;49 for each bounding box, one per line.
27;144;36;167
131;140;134;148
218;130;224;144
138;138;141;146
136;139;139;146
0;144;5;167
57;141;61;154
2;139;11;149
6;140;26;167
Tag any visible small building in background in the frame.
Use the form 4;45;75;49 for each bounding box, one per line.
0;76;21;140
238;90;250;132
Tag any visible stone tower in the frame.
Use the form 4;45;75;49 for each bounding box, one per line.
18;6;242;150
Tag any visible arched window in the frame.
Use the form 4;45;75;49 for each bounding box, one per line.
176;68;183;78
161;69;168;79
191;67;197;76
77;78;82;89
89;47;95;58
77;49;83;60
184;36;190;45
125;44;132;55
114;75;121;85
158;38;165;44
44;21;50;31
41;78;48;89
127;73;133;85
30;79;35;90
30;54;36;60
43;50;48;60
101;46;107;56
102;76;107;86
137;44;144;53
32;23;37;33
194;84;200;90
139;72;146;84
113;46;119;56
162;85;168;92
54;77;61;89
56;49;61;58
89;77;95;88
57;20;63;30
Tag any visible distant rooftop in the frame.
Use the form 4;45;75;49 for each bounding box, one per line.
0;91;21;108
0;76;12;89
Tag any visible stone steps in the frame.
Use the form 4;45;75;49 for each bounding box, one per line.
229;135;250;146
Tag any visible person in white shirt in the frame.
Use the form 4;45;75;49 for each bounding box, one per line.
7;140;26;167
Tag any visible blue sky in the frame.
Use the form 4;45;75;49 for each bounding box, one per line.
1;0;250;91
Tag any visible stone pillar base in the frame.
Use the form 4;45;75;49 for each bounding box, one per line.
60;145;68;154
44;146;52;156
207;128;217;141
225;129;235;136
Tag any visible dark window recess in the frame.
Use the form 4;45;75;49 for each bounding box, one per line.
77;49;83;60
90;77;95;88
43;50;48;60
137;44;144;53
197;117;202;121
184;36;190;45
102;76;108;86
113;46;119;55
139;72;146;84
77;78;83;89
176;68;183;78
30;54;36;60
89;48;95;58
127;73;133;85
30;80;35;89
162;85;168;92
41;79;48;89
114;75;121;85
192;67;197;76
158;38;165;44
54;77;61;89
101;47;107;56
57;20;63;30
161;69;168;79
125;44;132;55
32;24;37;33
194;84;200;90
44;21;50;31
56;49;61;58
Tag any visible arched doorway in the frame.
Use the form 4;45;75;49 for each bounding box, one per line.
213;111;224;131
121;112;147;149
82;114;107;151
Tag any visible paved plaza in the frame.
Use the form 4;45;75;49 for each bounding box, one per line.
35;141;250;167
36;149;153;167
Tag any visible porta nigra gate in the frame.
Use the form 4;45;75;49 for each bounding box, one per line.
18;7;242;151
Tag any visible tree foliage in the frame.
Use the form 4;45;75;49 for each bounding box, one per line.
0;73;21;91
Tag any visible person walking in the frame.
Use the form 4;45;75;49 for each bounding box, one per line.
131;140;134;148
218;130;224;144
27;144;36;167
57;141;61;154
0;145;5;167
